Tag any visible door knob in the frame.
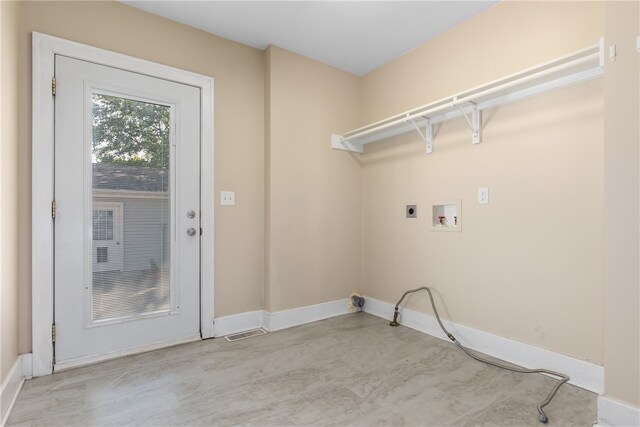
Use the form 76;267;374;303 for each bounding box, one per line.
187;227;197;237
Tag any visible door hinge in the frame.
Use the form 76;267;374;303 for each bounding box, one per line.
52;77;56;96
51;200;56;219
52;323;56;343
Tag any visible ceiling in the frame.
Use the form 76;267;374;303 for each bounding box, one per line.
122;1;498;76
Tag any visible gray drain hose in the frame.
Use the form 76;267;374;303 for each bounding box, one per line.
389;286;569;424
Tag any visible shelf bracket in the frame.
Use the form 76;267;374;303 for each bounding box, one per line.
453;99;482;144
409;118;434;154
331;134;363;153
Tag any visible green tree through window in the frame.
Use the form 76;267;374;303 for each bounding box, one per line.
92;94;170;169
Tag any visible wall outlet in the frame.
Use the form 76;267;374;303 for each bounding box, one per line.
221;191;235;206
478;187;489;204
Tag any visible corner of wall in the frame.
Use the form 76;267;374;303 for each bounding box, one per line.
263;45;273;312
263;45;361;312
1;0;21;386
602;0;640;411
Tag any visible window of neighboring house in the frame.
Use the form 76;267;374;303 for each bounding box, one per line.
92;209;114;241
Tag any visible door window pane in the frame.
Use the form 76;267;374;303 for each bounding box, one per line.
91;93;171;322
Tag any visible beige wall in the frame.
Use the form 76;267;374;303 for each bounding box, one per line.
603;1;640;408
265;46;361;311
1;0;20;386
14;1;266;353
361;1;603;124
360;1;605;364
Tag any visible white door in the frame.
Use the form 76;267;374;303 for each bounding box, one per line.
54;55;201;365
92;202;124;273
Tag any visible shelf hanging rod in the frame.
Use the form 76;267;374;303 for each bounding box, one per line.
451;51;598;107
343;42;599;138
341;43;600;144
343;51;598;144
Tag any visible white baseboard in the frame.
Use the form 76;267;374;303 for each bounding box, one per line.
266;298;352;332
214;310;266;337
597;396;640;427
363;296;604;394
1;355;26;427
214;299;353;337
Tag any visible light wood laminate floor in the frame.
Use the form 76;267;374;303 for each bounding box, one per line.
9;313;596;426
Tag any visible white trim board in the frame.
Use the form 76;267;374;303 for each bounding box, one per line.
363;296;604;394
32;32;214;377
21;354;33;380
214;310;265;337
213;298;353;338
0;355;26;427
266;298;352;332
597;396;640;427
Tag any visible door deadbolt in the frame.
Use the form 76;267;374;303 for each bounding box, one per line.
187;210;196;219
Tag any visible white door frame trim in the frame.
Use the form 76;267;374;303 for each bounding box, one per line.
32;32;215;377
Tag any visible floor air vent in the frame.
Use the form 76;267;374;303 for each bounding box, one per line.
224;328;268;342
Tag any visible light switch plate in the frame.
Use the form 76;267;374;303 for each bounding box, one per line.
221;191;235;206
609;44;617;62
